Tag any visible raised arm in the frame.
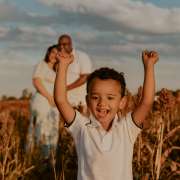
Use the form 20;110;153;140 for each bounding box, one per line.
54;50;75;124
132;50;159;128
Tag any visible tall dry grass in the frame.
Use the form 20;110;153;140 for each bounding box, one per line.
0;100;57;180
0;100;34;180
133;88;180;180
0;88;180;180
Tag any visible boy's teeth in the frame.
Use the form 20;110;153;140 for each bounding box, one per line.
97;109;108;116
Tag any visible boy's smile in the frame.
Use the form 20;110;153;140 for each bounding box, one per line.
96;108;110;118
87;78;123;130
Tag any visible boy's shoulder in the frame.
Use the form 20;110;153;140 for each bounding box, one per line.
118;113;132;123
119;112;142;128
68;110;91;129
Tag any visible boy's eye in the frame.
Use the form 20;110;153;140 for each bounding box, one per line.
108;96;114;100
91;96;98;100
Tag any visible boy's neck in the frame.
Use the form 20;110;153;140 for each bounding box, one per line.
100;118;115;131
105;120;113;131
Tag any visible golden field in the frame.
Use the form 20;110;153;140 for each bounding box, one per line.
0;88;180;180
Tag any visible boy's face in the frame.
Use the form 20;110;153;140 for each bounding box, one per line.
86;78;124;126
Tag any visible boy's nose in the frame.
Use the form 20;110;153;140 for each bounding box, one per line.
98;98;107;107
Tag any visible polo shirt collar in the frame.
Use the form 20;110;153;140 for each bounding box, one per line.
88;112;119;129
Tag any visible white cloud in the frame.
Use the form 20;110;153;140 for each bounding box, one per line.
0;2;28;21
110;42;179;54
0;61;34;97
18;26;57;37
2;26;57;41
92;55;180;93
75;31;98;42
0;49;35;64
0;25;58;50
0;26;9;38
39;0;180;34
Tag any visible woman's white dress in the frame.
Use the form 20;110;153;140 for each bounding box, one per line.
28;61;59;154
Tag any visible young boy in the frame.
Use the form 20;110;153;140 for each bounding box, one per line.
54;49;159;180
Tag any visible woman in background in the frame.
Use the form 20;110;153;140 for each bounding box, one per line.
28;45;59;157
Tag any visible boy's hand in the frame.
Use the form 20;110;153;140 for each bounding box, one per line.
56;47;74;65
142;50;159;68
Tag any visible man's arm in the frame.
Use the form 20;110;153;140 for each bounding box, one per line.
67;74;89;91
132;51;159;127
54;51;75;124
67;51;92;91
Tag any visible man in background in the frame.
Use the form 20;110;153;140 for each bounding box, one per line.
57;34;92;114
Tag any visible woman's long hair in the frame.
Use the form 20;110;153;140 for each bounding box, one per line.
44;44;58;72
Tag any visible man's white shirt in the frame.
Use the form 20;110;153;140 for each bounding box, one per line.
67;49;92;106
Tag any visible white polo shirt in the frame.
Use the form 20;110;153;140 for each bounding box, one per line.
67;49;92;106
68;111;141;180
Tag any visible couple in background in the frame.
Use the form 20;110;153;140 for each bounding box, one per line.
27;34;92;156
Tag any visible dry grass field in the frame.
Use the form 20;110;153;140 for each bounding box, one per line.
0;89;180;180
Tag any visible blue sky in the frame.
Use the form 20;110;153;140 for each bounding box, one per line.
0;0;180;97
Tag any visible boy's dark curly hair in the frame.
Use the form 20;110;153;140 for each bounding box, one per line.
87;67;126;97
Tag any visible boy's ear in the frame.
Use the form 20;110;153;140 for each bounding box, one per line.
119;96;127;110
